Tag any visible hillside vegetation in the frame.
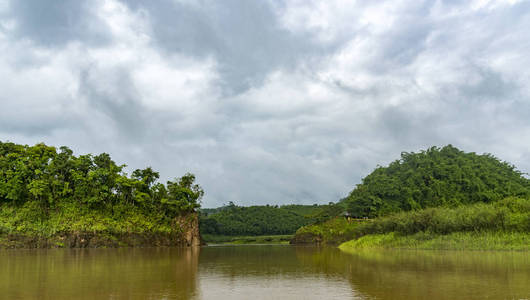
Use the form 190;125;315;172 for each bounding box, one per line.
339;197;530;250
291;217;362;245
0;141;203;248
345;145;529;218
352;197;529;237
293;145;530;249
200;203;339;237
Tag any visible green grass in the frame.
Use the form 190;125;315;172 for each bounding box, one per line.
0;200;193;248
352;197;530;238
339;231;530;251
338;197;530;251
0;200;175;237
202;234;293;244
296;197;530;250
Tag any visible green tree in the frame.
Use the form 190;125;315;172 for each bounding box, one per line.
345;145;530;218
0;140;203;220
163;173;204;217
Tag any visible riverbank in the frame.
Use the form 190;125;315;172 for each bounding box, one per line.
202;234;292;244
0;202;201;248
339;231;530;251
0;232;191;248
0;141;205;249
294;197;529;250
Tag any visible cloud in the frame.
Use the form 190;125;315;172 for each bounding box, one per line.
6;0;110;46
121;0;334;95
0;0;529;207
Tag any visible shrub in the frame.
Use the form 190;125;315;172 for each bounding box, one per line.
353;197;529;238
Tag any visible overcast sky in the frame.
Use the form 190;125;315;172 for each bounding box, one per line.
1;0;529;207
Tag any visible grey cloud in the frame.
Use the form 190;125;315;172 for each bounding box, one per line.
122;0;333;95
7;0;110;46
78;66;149;142
0;116;73;136
1;0;530;208
458;66;519;100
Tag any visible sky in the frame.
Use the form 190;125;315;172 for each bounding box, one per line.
1;0;529;208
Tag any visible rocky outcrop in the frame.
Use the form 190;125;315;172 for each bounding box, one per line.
175;213;202;247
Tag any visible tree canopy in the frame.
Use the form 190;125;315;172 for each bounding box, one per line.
0;141;203;218
345;145;530;218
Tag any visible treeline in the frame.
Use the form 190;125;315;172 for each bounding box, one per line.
0;141;203;219
200;203;340;236
345;145;530;218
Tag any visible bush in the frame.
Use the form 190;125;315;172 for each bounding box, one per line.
353;197;529;238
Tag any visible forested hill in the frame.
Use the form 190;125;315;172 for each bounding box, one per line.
200;203;341;236
345;145;530;218
0;141;203;248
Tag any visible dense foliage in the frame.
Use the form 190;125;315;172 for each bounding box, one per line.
345;145;530;218
292;217;362;245
0;141;203;237
200;203;333;236
353;197;530;238
294;196;530;247
337;196;530;250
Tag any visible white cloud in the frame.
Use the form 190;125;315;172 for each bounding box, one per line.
1;0;530;207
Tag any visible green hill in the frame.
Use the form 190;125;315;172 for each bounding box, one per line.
200;203;333;236
345;145;529;218
292;145;530;249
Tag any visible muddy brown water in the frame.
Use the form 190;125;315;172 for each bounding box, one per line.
0;245;528;299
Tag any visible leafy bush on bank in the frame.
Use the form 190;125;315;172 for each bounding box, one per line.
292;217;363;245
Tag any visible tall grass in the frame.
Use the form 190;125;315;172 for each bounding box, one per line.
352;197;530;238
340;231;530;251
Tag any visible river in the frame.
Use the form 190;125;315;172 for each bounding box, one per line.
0;245;528;299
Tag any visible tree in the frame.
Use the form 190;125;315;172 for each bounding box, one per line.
132;167;160;189
163;173;204;217
345;145;530;218
0;141;204;218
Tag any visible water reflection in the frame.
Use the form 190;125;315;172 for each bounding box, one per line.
196;245;359;300
300;248;530;300
0;247;200;299
0;245;528;300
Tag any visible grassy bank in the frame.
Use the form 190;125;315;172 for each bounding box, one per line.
337;197;530;251
292;197;530;250
339;231;530;251
0;201;198;248
352;197;529;238
202;234;292;244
